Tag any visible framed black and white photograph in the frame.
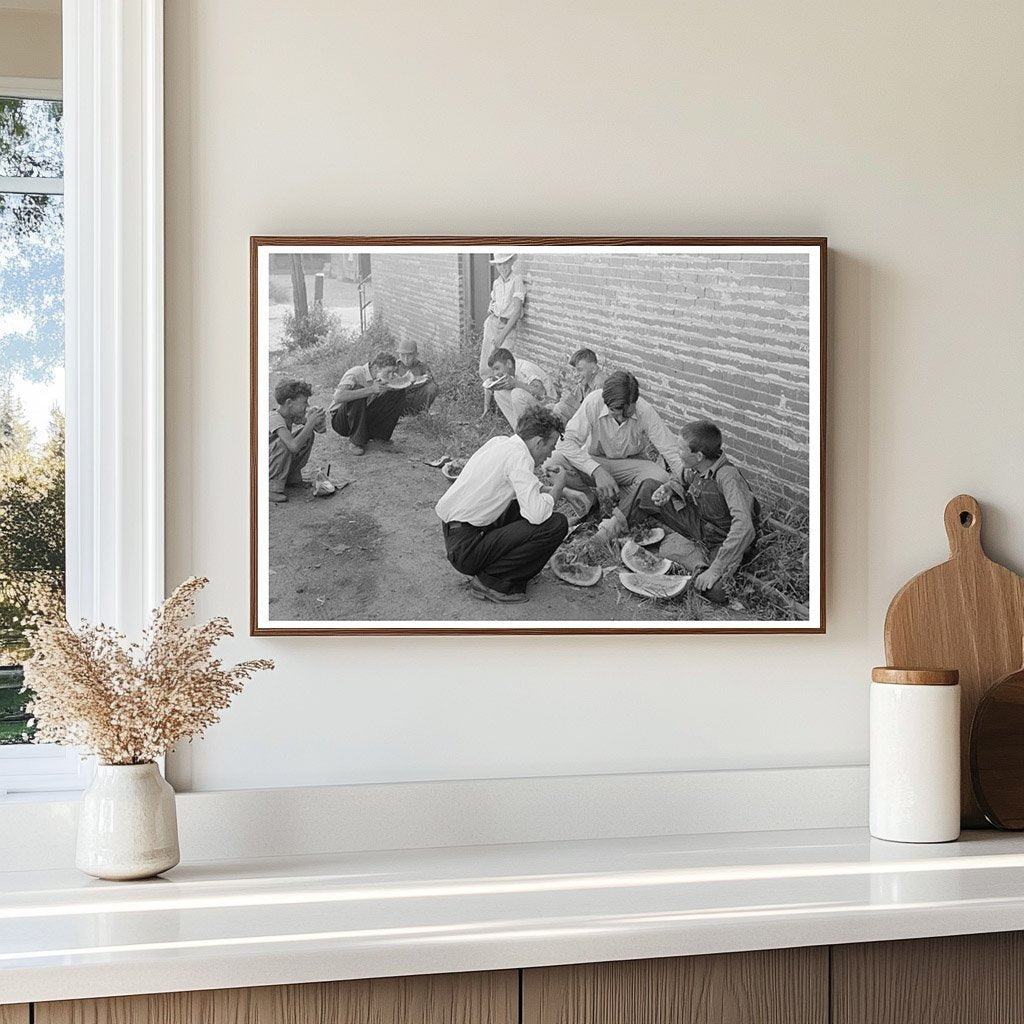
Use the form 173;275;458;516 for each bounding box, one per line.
250;237;825;635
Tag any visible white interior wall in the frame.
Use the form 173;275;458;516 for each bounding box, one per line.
162;1;1024;792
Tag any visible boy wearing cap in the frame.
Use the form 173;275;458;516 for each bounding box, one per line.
480;252;526;415
396;339;439;415
636;419;760;603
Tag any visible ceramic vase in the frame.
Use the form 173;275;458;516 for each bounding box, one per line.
76;762;180;880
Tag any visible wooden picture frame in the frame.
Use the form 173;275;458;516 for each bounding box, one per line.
251;237;826;635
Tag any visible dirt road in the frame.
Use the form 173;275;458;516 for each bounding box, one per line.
267;411;738;626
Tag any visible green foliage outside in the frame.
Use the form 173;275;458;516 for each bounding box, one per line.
0;394;65;743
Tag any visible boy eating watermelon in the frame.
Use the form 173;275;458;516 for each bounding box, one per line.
635;420;760;604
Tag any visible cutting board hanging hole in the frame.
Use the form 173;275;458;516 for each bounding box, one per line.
944;494;982;556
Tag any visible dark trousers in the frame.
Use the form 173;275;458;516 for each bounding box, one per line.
401;380;439;415
331;390;405;446
635;478;757;572
443;501;569;594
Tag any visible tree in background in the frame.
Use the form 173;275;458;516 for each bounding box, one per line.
290;253;308;320
0;394;65;665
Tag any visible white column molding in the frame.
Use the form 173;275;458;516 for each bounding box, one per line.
63;0;164;634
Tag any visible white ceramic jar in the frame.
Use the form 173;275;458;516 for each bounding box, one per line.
76;762;180;880
870;667;961;843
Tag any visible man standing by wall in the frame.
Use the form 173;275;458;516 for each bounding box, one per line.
479;252;526;416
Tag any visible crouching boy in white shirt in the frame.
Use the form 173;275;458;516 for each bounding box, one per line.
436;407;569;605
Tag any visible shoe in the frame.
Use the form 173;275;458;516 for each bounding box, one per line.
470;577;529;604
378;439;397;452
269;491;288;503
350;443;365;456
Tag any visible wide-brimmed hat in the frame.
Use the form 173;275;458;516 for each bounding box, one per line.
489;252;516;265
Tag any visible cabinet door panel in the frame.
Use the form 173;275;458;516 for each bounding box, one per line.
36;970;518;1024
523;949;827;1024
832;932;1024;1024
0;1007;30;1024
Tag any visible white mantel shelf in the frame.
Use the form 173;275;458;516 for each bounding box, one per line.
4;826;1024;1004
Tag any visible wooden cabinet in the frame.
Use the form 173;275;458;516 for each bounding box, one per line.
522;948;828;1024
832;932;1024;1024
14;932;1024;1024
34;971;517;1024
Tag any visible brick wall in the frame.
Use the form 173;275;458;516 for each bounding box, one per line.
514;252;813;510
370;253;465;360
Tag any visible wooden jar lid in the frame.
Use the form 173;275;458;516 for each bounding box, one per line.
871;667;960;686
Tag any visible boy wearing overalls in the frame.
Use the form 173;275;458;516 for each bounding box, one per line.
636;419;759;603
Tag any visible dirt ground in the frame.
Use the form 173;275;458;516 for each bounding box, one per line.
267;363;742;625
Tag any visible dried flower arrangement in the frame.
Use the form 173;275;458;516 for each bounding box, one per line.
23;577;273;765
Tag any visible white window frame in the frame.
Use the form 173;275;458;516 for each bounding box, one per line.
0;0;164;797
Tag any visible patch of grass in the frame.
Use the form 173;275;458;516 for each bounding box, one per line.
732;502;811;619
406;344;510;460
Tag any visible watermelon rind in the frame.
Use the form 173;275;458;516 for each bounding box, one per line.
634;526;666;546
551;554;602;587
441;460;465;480
619;572;691;599
621;539;671;575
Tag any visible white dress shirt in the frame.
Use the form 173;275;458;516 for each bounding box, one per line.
435;434;554;527
558;390;683;477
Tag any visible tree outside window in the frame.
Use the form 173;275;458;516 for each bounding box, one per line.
0;94;65;744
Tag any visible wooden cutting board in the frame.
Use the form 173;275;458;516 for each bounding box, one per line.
884;494;1024;826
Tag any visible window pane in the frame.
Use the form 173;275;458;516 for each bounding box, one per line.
0;189;65;744
0;98;63;179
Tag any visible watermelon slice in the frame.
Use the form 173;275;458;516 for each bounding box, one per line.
385;371;415;390
550;552;602;587
621;539;671;575
619;572;691;599
482;374;508;390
